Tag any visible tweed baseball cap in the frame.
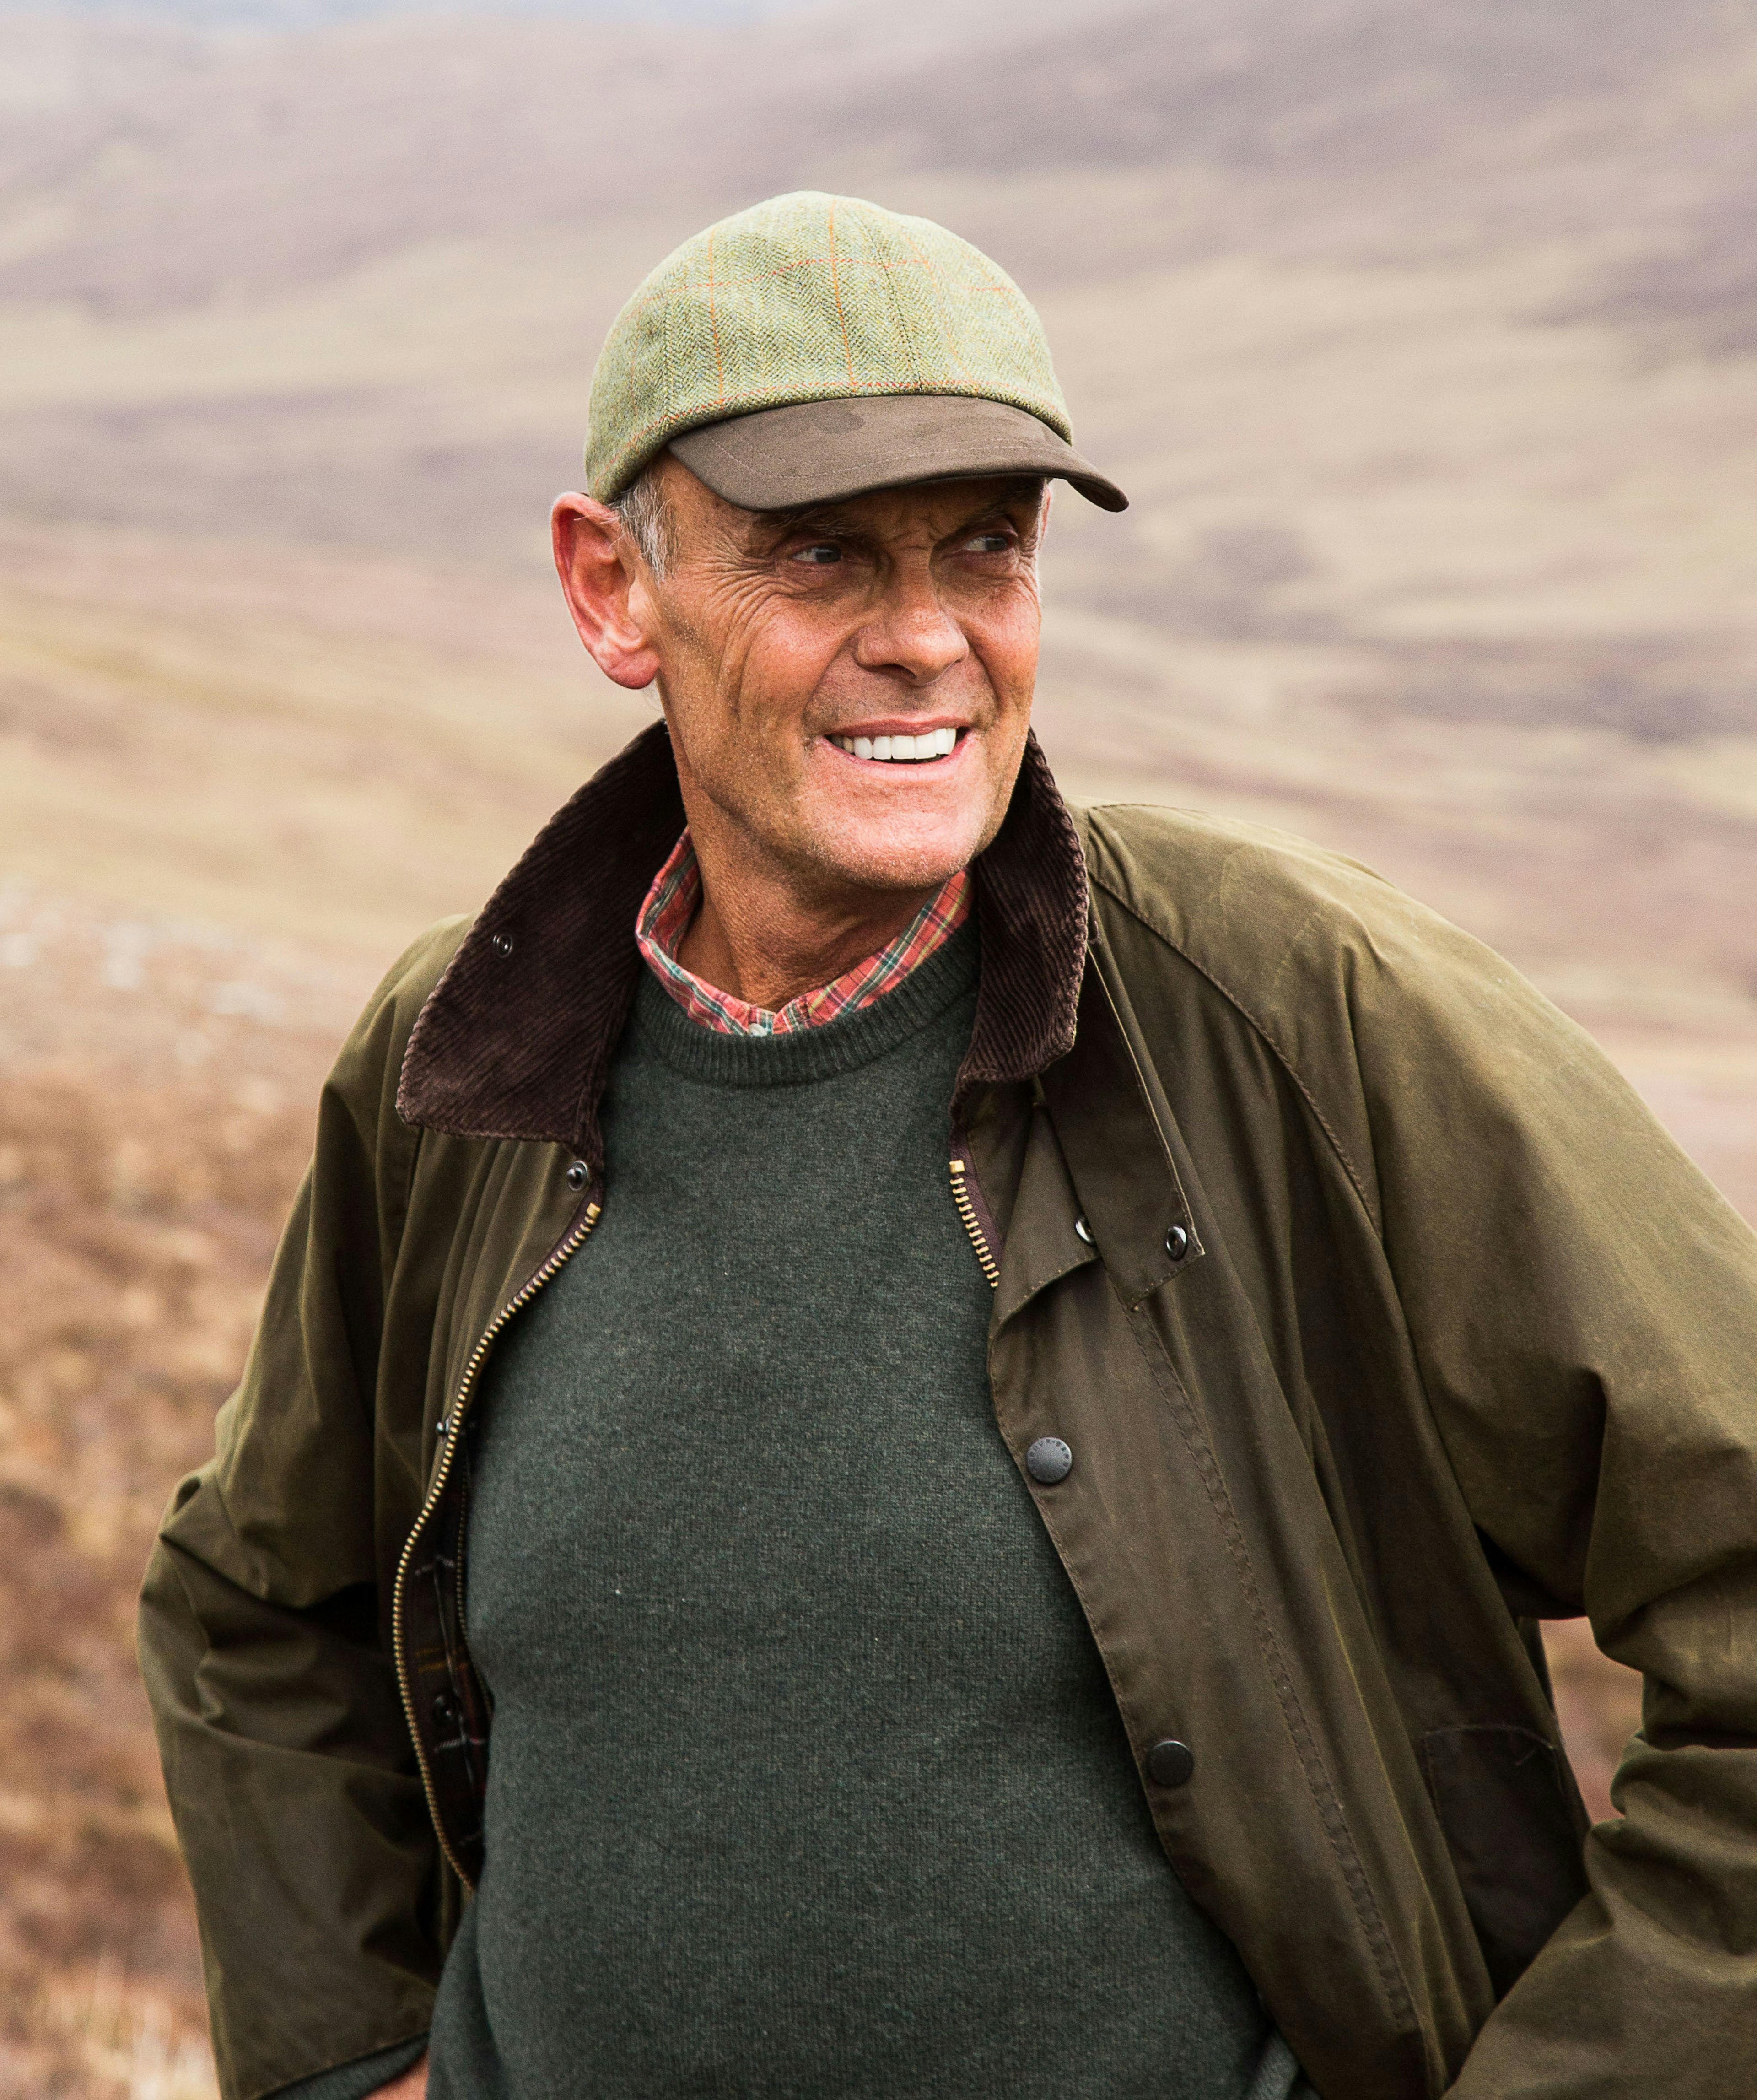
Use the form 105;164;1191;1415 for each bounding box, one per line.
584;191;1127;513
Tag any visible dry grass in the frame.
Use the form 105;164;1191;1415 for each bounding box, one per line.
0;523;652;955
0;903;338;2097
12;1963;217;2100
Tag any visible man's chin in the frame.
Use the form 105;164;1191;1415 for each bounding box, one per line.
745;758;1015;898
795;826;986;900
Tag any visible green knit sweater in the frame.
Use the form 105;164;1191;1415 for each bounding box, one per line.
421;928;1291;2100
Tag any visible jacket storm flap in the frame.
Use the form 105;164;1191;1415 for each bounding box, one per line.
139;723;1757;2100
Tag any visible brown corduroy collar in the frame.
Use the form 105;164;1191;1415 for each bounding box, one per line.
396;719;1089;1167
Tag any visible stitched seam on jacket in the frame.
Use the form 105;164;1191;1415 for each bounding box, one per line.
1121;1301;1422;2052
1086;866;1384;1242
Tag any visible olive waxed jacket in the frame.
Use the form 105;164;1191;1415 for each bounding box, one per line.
140;723;1757;2100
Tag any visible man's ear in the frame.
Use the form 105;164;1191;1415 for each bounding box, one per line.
551;493;662;691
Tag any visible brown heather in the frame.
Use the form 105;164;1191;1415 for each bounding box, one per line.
0;1063;313;2096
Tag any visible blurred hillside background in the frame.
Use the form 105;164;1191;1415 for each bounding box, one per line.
4;0;1757;2089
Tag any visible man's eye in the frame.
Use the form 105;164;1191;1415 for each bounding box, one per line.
963;531;1014;554
792;543;843;566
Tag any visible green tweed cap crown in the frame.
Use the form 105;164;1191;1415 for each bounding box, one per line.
585;191;1072;501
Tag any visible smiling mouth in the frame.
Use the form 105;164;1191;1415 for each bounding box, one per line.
830;728;960;763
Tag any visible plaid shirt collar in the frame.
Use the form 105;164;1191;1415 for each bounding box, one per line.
636;830;972;1037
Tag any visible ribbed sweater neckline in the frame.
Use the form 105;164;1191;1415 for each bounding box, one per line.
628;921;979;1090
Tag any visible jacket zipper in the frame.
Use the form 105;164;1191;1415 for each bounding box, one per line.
392;1191;602;1880
949;1156;1000;1290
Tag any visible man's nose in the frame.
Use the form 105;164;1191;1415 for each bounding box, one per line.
852;577;970;684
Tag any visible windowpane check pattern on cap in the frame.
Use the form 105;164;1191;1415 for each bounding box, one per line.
636;831;971;1037
585;190;1071;502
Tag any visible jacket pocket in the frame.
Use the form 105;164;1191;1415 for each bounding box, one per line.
1417;1723;1590;1997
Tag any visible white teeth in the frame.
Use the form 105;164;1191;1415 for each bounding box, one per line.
830;728;962;761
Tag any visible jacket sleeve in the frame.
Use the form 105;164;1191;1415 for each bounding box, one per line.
1332;890;1757;2092
138;924;465;2100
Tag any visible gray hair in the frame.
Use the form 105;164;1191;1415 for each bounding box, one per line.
609;464;673;578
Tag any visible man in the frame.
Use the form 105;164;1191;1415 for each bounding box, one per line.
140;192;1757;2100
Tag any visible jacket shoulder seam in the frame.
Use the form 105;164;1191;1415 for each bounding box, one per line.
1087;864;1385;1241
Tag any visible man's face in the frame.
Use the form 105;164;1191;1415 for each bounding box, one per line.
632;459;1047;900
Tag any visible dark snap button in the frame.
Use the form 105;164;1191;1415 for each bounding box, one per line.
1025;1436;1073;1485
1165;1225;1190;1260
431;1692;458;1729
1147;1738;1195;1787
490;930;515;959
1073;1216;1094;1245
565;1161;589;1191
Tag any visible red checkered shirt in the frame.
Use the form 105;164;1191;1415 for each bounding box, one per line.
635;831;972;1037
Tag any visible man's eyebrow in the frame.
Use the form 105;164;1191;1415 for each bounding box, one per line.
751;500;864;541
937;480;1051;539
750;480;1047;548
